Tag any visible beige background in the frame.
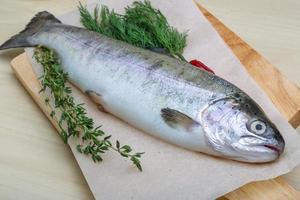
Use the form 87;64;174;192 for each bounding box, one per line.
0;0;299;199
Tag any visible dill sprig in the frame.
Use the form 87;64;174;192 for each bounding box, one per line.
78;0;188;60
34;46;144;171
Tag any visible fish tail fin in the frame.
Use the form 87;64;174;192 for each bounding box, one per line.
0;11;61;50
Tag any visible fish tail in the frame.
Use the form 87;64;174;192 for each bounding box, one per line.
0;11;61;50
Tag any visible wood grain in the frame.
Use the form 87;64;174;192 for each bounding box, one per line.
197;3;300;128
8;3;300;200
220;177;300;200
11;54;60;132
194;3;300;200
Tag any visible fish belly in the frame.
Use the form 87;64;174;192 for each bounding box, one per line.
31;25;219;154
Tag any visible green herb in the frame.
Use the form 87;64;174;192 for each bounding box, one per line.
78;0;187;60
34;46;144;171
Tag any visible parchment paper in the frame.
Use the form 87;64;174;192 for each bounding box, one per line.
25;0;300;199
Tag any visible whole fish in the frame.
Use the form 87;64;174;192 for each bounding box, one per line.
0;11;285;163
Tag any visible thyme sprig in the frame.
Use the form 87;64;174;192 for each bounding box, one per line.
78;0;187;60
34;46;144;171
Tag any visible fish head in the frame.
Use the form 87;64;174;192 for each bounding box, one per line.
201;94;285;163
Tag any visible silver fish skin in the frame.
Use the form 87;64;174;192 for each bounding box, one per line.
0;11;285;163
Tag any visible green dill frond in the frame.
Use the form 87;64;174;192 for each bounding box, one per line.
78;0;187;60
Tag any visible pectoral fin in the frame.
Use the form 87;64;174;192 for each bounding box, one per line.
161;108;199;131
85;90;107;113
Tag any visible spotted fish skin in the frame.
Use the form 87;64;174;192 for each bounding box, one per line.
37;24;222;152
0;11;285;163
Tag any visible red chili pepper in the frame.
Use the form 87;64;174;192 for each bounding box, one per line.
189;59;215;74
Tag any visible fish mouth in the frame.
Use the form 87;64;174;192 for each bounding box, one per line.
263;144;283;154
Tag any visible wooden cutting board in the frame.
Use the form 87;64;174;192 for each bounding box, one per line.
10;3;300;200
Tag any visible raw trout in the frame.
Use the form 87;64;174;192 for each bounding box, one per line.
0;12;285;163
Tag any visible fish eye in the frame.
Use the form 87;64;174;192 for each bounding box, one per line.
248;120;266;135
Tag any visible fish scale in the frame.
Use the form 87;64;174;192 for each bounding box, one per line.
0;11;285;163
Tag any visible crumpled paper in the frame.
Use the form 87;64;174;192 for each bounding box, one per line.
25;0;300;199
